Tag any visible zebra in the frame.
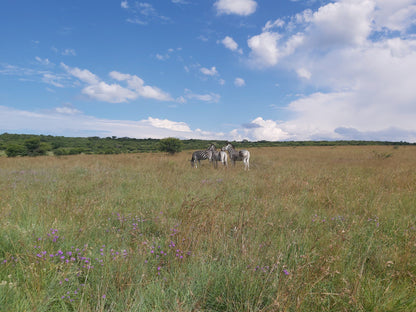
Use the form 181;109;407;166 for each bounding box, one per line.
207;144;228;168
222;143;250;170
208;144;221;168
190;145;214;168
211;149;228;168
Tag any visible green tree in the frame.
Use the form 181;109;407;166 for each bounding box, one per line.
24;137;51;156
5;144;27;157
158;137;182;155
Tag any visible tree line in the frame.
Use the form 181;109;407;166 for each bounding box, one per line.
0;133;412;157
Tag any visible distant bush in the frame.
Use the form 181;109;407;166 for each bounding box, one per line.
5;144;27;157
158;137;183;155
23;138;52;156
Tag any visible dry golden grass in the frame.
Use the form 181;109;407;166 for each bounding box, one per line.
1;145;415;311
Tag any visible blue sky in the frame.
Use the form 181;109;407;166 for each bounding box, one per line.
1;0;416;141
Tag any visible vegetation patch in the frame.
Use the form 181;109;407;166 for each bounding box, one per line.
1;146;415;311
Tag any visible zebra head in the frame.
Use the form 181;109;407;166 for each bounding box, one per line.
208;144;216;151
222;143;233;152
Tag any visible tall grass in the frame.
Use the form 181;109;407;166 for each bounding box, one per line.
1;146;416;311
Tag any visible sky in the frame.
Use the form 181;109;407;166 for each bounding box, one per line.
1;0;416;142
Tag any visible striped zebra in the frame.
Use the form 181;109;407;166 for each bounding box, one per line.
211;148;228;168
222;143;250;170
190;145;214;168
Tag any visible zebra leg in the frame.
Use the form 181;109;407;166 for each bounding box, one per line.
244;158;249;170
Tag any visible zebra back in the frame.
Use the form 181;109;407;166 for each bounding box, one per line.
192;150;212;161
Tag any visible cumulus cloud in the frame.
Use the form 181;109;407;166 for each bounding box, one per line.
247;0;376;66
61;63;172;103
144;117;191;132
245;117;289;141
228;117;290;141
234;77;245;87
296;68;311;79
374;0;416;32
110;71;172;101
82;82;138;103
244;0;416;141
200;66;218;76
247;31;281;67
305;0;375;48
121;1;129;9
214;0;257;16
221;36;243;54
61;63;99;85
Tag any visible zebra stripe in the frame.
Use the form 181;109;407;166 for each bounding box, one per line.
223;143;250;170
211;150;228;168
191;149;213;168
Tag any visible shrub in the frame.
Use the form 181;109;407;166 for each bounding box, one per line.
5;144;27;157
24;138;51;156
158;137;182;155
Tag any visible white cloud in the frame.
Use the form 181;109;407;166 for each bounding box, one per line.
61;63;99;85
234;77;245;87
0;63;70;89
0;105;227;139
126;18;147;25
247;31;281;67
263;19;285;32
155;47;181;61
35;57;51;66
243;0;416;141
296;68;311;79
221;36;243;54
244;117;290;141
214;0;257;16
156;53;168;61
123;2;170;25
374;0;416;32
176;96;186;103
41;73;65;88
227;117;290;141
247;0;376;66
61;64;172;103
305;0;375;48
144;117;191;132
110;71;172;101
62;49;76;56
82;82;138;103
185;90;221;103
54;105;82;115
200;66;218;76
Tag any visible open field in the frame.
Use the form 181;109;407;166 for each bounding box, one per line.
1;146;416;311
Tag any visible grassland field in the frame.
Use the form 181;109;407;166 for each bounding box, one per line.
1;145;415;311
